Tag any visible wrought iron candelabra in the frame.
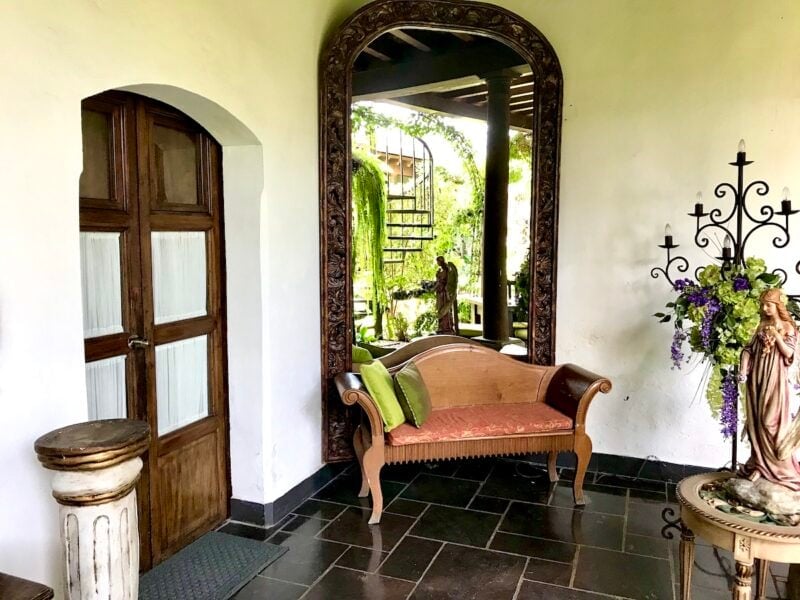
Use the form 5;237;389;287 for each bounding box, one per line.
651;140;799;471
652;140;798;287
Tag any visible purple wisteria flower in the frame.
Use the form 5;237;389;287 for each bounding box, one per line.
670;329;686;369
720;371;738;439
673;278;695;292
732;276;750;292
685;286;710;308
700;298;721;350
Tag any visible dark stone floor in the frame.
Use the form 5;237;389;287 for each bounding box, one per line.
221;457;790;600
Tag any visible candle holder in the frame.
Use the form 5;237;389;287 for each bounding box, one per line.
652;142;797;291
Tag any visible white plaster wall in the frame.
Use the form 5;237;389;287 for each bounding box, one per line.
3;0;800;593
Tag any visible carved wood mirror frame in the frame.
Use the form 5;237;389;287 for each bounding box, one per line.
319;0;563;461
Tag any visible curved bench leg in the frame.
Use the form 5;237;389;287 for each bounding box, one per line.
547;452;559;483
363;444;385;524
353;425;369;498
574;434;592;505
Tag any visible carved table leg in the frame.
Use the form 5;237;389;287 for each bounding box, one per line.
755;559;768;600
734;560;755;600
679;526;695;600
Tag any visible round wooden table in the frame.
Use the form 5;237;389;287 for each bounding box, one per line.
677;472;800;600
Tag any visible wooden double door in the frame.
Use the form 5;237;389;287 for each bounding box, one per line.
79;91;229;568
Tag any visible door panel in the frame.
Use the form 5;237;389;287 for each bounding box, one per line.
79;91;228;568
155;335;209;435
151;231;208;324
158;431;226;551
80;231;124;338
85;355;127;419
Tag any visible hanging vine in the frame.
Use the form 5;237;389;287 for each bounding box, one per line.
352;148;388;337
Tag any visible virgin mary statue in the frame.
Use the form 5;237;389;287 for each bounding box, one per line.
738;288;800;490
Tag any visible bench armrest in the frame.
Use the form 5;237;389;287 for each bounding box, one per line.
334;372;384;438
544;364;612;430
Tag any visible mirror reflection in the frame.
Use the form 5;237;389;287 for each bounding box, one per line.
351;27;533;359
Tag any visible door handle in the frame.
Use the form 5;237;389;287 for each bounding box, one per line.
127;335;151;349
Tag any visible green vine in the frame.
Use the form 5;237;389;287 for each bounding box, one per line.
352;149;388;337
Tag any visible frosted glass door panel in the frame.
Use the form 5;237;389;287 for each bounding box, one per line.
86;356;127;420
81;232;124;338
80;109;112;200
152;231;207;324
156;335;208;435
152;125;199;205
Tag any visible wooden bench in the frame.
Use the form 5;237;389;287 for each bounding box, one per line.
335;342;612;524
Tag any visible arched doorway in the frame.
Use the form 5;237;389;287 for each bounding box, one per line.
319;0;564;461
80;90;229;567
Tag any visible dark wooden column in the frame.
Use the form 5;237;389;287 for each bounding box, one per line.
480;72;513;345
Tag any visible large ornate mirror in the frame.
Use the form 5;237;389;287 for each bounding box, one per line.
320;0;563;461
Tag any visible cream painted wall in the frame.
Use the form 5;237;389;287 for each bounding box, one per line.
2;0;800;593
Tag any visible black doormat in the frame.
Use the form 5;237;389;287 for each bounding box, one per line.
139;531;286;600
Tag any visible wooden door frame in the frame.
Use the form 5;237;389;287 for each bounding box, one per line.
318;0;563;461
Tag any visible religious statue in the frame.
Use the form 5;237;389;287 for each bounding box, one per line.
434;256;458;334
738;288;800;490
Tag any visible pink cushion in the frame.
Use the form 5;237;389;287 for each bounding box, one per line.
386;402;573;446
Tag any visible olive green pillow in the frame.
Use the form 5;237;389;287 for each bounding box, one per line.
393;361;432;428
352;344;373;364
360;360;405;432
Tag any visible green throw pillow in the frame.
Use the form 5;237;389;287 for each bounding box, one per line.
360;360;405;432
393;361;432;428
352;345;373;364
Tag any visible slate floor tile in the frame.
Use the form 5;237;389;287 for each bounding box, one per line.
573;546;672;599
385;497;428;517
500;502;624;551
411;504;500;547
279;515;329;537
381;462;424;483
479;462;554;503
290;498;346;520
468;495;509;514
489;532;576;563
378;535;442;581
318;506;415;551
627;500;678;538
401;473;479;507
592;472;665;492
336;545;388;573
524;557;573;586
452;459;495;481
516;581;610;599
411;543;525;600
232;576;307;600
303;566;414;600
259;531;348;585
312;474;405;508
549;482;626;515
624;532;670;559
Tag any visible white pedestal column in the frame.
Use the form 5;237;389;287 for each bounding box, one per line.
35;419;150;600
53;458;143;600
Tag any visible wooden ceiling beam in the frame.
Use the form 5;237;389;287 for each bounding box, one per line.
450;31;474;42
390;30;432;52
390;92;533;131
353;40;526;98
363;46;392;62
